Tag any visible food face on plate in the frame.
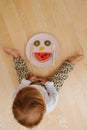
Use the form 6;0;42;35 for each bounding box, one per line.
33;40;52;62
26;33;59;67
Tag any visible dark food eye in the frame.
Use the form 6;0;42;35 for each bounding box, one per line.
34;40;40;46
45;40;51;46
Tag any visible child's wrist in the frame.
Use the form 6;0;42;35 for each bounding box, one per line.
67;59;75;64
13;54;21;58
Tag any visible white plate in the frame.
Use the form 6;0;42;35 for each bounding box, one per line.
26;33;60;67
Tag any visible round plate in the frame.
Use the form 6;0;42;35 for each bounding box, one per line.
26;33;60;67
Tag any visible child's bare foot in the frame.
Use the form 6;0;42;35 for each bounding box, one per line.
4;48;20;58
67;55;84;64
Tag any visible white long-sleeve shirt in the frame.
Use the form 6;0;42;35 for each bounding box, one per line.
13;79;59;114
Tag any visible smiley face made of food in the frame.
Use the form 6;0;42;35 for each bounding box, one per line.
33;40;52;62
26;33;59;67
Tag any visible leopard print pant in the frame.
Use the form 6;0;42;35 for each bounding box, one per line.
13;57;74;92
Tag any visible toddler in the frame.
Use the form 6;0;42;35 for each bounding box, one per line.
4;48;83;128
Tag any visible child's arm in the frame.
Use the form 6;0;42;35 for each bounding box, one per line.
13;57;32;83
48;61;74;92
48;55;84;92
4;48;32;83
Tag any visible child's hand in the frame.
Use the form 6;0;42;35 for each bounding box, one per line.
28;75;37;82
4;48;20;58
29;75;47;84
37;77;47;84
67;55;84;64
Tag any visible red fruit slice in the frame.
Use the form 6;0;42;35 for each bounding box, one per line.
34;52;52;62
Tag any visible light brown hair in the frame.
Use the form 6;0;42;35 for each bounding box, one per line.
12;86;46;128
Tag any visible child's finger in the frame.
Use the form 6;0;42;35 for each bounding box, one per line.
4;48;11;54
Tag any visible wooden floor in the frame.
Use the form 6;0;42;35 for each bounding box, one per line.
0;0;87;130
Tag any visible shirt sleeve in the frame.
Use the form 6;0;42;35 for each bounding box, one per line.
45;81;59;113
13;57;32;83
48;61;74;92
13;79;31;100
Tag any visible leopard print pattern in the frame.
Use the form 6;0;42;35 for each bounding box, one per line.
13;57;74;92
48;61;74;92
13;57;32;83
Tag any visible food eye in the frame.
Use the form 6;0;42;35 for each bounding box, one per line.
44;40;51;46
34;40;40;46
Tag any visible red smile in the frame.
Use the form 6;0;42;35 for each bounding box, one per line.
34;52;52;62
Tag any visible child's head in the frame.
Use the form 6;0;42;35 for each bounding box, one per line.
12;86;46;128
